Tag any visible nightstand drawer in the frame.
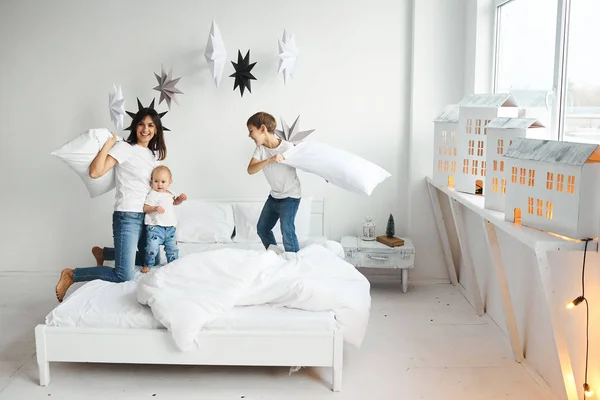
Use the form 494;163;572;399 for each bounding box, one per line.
358;251;413;269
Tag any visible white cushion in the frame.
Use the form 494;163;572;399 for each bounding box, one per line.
282;141;391;196
175;201;235;243
233;197;312;243
51;128;120;198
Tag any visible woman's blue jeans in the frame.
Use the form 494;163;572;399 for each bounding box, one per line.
73;212;144;283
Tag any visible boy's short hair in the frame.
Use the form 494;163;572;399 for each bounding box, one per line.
152;165;172;179
247;112;276;133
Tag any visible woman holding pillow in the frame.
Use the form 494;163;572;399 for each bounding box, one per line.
55;108;183;302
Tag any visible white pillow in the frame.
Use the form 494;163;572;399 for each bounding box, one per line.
175;201;235;243
51;128;120;198
282;141;391;196
233;197;312;243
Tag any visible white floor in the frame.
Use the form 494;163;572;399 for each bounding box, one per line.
0;273;551;400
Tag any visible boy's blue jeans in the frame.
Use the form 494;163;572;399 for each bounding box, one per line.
257;195;300;252
145;225;178;268
73;212;144;283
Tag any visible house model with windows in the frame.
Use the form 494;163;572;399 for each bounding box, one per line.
503;138;600;239
432;105;459;188
455;94;519;194
484;117;545;212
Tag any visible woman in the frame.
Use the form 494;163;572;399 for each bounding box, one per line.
55;107;182;302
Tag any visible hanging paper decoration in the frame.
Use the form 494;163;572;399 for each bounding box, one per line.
229;50;257;97
153;65;183;109
204;20;227;87
108;84;126;131
125;98;170;132
275;115;315;144
277;30;298;85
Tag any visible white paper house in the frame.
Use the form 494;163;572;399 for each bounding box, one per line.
455;93;519;194
503;138;600;239
432;105;459;188
484;117;545;212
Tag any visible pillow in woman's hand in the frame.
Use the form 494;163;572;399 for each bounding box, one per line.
51;128;121;198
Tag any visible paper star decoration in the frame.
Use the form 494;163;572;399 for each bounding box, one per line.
278;30;298;84
204;20;227;87
153;65;183;109
108;84;125;131
230;50;257;97
275;115;315;144
124;98;170;132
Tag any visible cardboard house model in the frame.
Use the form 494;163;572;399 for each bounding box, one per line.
455;94;519;195
484;117;545;212
503;138;600;239
432;105;459;188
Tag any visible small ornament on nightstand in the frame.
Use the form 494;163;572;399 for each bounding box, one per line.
362;216;376;241
377;214;405;247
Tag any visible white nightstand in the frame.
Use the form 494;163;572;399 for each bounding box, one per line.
341;236;415;293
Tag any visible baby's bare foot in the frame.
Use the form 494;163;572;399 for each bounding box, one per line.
55;269;74;303
91;246;104;266
141;266;151;274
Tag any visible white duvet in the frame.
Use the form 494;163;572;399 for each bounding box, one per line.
137;244;371;351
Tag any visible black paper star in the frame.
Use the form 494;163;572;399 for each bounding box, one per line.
124;98;170;131
229;50;257;97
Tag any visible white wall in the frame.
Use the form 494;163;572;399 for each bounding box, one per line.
0;0;413;273
408;0;467;281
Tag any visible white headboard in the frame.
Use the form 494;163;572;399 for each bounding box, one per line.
193;198;325;238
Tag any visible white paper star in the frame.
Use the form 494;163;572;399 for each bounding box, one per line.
153;65;183;109
204;20;227;87
108;84;125;131
278;30;298;84
275;115;314;144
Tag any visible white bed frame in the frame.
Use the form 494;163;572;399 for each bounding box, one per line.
35;198;344;392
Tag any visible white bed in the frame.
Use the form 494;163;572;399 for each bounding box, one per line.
35;198;363;392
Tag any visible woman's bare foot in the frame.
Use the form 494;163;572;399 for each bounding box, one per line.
55;269;74;303
91;246;104;266
141;266;151;274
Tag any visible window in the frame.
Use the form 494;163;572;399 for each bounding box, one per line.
493;160;498;171
443;146;447;156
528;197;534;214
495;0;600;144
469;140;475;155
497;139;504;155
500;160;505;172
466;119;473;134
501;178;507;194
512;166;518;183
481;161;487;176
546;172;554;190
483;119;491;135
528;169;535;186
445;160;450;172
438;160;443;172
452;161;456;173
537;199;543;216
472;160;479;175
546;201;553;219
463;159;469;174
519;168;526;185
442;130;447;142
475;119;482;135
492;177;499;193
557;173;564;192
568;175;576;194
454;147;457;156
451;131;456;142
478;141;484;156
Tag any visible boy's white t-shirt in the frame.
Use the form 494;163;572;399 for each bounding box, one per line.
252;140;301;199
108;141;160;212
144;190;177;227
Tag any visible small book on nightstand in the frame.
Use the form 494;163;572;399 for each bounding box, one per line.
376;236;405;247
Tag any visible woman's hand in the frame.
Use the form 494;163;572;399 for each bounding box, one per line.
174;193;187;205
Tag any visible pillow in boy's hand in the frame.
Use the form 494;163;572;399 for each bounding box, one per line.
282;141;391;196
51;128;121;198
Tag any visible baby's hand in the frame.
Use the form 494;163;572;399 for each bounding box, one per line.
270;154;285;164
155;206;165;214
174;193;187;205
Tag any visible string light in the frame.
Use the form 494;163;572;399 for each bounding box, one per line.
584;383;594;398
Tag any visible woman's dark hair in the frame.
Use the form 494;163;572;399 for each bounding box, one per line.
125;108;167;161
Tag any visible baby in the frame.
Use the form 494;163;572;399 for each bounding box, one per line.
142;165;187;273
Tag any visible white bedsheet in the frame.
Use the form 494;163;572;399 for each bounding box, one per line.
138;244;371;351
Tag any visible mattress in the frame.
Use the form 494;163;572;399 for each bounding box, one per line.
47;240;342;332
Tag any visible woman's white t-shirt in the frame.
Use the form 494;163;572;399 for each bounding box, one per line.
108;141;160;212
252;140;301;199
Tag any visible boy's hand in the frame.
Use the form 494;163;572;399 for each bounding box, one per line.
174;193;187;205
270;154;285;164
155;206;165;214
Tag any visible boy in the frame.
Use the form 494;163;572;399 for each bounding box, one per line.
142;165;187;273
247;112;301;254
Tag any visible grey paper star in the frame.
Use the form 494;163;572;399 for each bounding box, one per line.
108;84;125;131
275;115;315;144
153;65;183;109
